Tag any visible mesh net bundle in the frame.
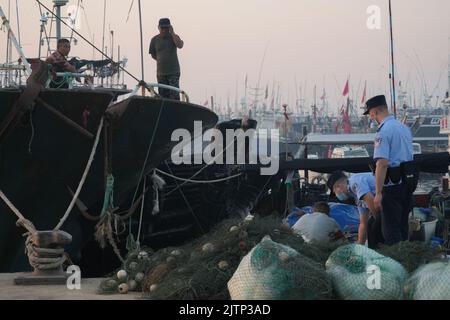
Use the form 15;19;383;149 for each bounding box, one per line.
404;261;450;300
97;215;445;300
326;244;408;300
228;236;332;300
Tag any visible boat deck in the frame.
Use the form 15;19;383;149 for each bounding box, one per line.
0;273;143;300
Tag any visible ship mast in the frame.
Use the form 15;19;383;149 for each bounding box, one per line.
53;0;69;40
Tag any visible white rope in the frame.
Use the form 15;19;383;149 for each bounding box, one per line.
155;168;243;184
135;175;145;247
54;117;104;230
0;190;36;234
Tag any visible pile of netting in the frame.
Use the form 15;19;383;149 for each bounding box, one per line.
97;215;449;300
98;215;339;299
377;241;443;273
404;261;450;300
228;236;332;300
326;244;408;300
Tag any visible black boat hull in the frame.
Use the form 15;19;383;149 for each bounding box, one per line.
0;90;217;272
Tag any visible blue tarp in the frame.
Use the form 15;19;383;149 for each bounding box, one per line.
286;203;360;233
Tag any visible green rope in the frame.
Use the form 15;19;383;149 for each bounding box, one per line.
100;174;115;217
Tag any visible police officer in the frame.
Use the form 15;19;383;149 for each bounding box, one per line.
364;95;418;246
327;171;383;247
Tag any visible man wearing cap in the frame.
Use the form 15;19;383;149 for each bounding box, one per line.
149;18;184;100
327;171;383;247
364;95;418;245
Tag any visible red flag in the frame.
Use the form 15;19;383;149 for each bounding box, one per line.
361;81;367;104
203;100;209;107
342;79;349;96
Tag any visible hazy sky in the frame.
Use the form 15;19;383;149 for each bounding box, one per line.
1;0;449;114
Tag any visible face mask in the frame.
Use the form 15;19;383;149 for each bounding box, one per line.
336;193;349;201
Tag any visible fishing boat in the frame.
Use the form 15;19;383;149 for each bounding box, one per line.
0;1;218;272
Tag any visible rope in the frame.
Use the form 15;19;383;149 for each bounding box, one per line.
155;168;243;184
164;135;240;197
136;175;146;247
25;235;67;270
100;174;115;218
54;117;104;230
164;161;206;234
0;190;36;234
127;99;165;227
28;105;35;154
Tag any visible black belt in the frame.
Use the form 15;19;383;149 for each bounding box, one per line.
372;161;419;185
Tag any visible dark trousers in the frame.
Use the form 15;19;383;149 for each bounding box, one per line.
157;73;180;100
381;183;413;245
367;213;384;249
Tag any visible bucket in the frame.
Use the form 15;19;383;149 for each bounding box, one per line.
422;219;438;242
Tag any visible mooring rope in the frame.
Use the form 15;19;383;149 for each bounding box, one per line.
155;168;242;184
0;190;36;234
54;117;104;230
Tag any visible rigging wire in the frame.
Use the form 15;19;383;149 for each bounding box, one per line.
69;0;81;45
126;0;135;23
35;0;140;83
80;1;94;43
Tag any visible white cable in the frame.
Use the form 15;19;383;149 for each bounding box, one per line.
54;117;104;230
155;168;242;184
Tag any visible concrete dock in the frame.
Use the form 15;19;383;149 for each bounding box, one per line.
0;273;143;300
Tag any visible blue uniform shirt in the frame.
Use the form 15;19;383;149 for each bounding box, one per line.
348;173;376;215
373;115;413;168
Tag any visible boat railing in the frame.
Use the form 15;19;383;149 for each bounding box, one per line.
129;82;190;103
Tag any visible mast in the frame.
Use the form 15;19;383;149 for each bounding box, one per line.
388;0;397;119
53;0;68;40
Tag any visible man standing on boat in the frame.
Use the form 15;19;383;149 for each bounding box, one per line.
46;38;77;88
364;95;419;246
327;171;383;248
149;18;184;100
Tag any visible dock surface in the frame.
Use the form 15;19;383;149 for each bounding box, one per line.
0;273;143;300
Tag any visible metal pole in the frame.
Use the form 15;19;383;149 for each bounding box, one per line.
55;5;61;40
0;6;32;75
138;0;145;82
388;0;397;119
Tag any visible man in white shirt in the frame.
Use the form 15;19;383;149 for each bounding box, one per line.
292;202;343;245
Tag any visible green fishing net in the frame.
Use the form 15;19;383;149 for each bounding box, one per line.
227;236;332;300
404;260;450;300
141;215;335;300
326;244;408;300
377;241;443;273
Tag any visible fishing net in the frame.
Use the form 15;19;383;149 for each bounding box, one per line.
142;215;337;300
404;261;450;300
228;236;332;300
98;247;154;294
98;215;342;299
326;244;408;300
377;241;443;273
